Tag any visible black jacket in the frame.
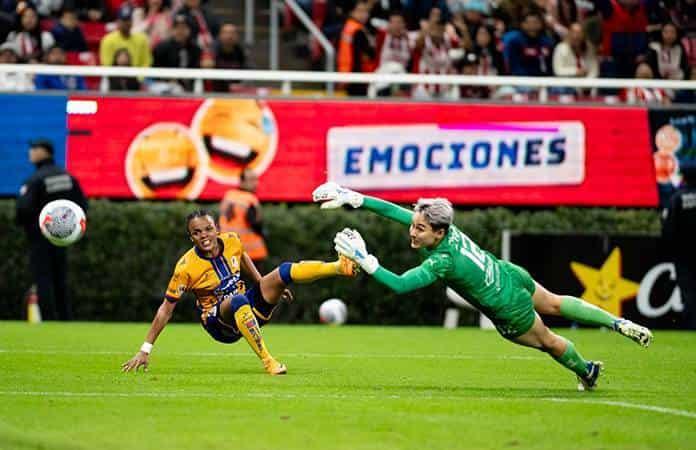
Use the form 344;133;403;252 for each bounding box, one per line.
15;159;88;238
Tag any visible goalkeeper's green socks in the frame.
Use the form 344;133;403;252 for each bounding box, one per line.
560;296;616;328
552;337;589;377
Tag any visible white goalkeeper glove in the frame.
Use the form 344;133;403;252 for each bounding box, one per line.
312;182;364;209
334;228;379;274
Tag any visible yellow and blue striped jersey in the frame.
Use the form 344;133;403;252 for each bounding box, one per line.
165;232;246;314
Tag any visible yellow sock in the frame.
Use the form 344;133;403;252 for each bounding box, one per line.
289;260;342;283
234;304;271;361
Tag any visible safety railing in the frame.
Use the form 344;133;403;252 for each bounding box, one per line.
1;63;693;102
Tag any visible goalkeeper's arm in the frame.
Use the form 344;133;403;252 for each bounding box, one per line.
361;196;413;227
371;264;438;294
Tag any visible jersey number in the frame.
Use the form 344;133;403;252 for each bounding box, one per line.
459;233;495;286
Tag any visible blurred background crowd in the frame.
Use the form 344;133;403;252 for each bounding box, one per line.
0;0;693;101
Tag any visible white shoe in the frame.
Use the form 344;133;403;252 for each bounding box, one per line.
613;319;653;348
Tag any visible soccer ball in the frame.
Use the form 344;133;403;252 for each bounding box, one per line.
319;298;348;325
39;200;86;247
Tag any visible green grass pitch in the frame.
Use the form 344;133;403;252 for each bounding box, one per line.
1;322;695;450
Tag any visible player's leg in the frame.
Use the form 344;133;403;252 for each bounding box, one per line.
218;294;286;375
53;246;72;321
532;281;653;347
258;257;358;304
512;314;602;390
30;239;57;320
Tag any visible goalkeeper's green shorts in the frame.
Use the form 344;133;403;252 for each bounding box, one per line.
491;261;537;339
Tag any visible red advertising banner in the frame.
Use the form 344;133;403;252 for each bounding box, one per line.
67;96;657;206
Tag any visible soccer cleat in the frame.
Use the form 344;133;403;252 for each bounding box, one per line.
613;319;653;348
263;357;287;375
577;361;603;391
338;254;360;277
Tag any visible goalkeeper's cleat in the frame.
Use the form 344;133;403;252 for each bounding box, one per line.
263;357;287;375
613;319;653;348
338;254;360;277
577;361;603;391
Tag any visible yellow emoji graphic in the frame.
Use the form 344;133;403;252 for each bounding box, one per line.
191;99;278;184
570;247;640;316
125;123;208;199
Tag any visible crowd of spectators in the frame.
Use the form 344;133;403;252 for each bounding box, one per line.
0;0;693;102
328;0;695;102
0;0;246;93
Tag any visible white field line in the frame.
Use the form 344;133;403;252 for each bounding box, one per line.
0;349;543;360
0;390;694;420
546;398;696;419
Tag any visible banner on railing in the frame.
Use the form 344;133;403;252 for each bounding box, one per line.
505;232;684;329
62;96;659;205
0;94;67;196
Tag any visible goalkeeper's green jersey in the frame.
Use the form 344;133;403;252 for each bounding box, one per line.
363;196;526;319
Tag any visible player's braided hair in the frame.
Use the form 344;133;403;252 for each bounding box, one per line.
414;198;453;232
185;209;217;235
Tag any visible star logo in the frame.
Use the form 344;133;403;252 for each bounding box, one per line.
570;247;640;316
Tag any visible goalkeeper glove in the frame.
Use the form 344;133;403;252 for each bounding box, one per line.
312;182;364;209
334;228;379;274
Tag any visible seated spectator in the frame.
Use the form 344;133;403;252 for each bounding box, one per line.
552;22;598;78
132;0;171;49
448;0;490;48
152;13;200;91
545;0;578;39
413;12;456;98
99;4;151;67
455;50;490;98
211;23;246;92
669;0;695;66
175;0;218;58
65;0;108;23
595;0;657;78
472;24;504;75
623;61;671;104
5;2;55;62
34;45;86;90
404;0;449;30
51;6;88;51
502;9;554;77
647;22;690;80
0;41;34;91
337;0;376;96
108;47;140;90
376;11;412;73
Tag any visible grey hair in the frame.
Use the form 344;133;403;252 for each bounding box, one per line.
413;198;453;231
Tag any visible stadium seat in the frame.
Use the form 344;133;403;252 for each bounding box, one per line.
81;21;108;53
66;51;101;90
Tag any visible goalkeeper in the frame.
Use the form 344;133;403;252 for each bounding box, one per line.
313;183;653;391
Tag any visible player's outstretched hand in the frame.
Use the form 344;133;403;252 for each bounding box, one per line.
312;182;364;209
334;228;379;274
121;351;149;373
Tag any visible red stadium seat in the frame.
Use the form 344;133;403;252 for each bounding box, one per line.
81;21;108;53
40;18;55;32
66;51;101;90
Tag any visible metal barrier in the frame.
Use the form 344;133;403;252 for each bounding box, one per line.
1;63;693;101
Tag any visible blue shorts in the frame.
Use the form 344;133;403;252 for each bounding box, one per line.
201;284;277;344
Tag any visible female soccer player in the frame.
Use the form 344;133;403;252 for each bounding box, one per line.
313;183;653;390
122;210;357;375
